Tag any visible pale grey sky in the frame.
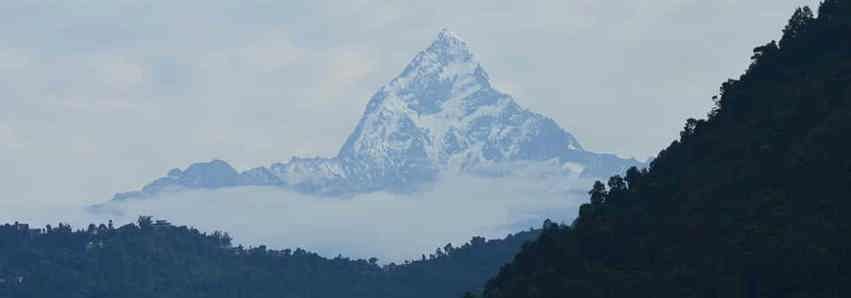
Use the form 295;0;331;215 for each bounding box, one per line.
0;0;818;207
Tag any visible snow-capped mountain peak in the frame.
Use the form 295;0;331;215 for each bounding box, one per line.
111;30;641;200
436;28;465;45
377;29;489;115
413;28;478;74
337;30;585;181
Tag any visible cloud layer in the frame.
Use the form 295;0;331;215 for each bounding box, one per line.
0;0;822;261
2;173;590;263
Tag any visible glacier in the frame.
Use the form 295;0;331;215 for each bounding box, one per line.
111;29;642;200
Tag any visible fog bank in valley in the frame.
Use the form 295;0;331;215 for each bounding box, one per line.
1;173;591;263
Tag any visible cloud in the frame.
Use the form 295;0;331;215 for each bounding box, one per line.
0;0;823;263
0;48;31;71
327;46;379;86
2;173;592;263
197;32;306;75
0;123;24;150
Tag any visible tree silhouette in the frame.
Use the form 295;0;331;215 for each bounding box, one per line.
480;2;851;297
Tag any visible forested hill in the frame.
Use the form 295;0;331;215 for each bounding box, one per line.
478;1;851;298
0;217;538;298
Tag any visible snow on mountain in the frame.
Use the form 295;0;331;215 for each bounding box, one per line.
113;160;241;200
111;29;642;200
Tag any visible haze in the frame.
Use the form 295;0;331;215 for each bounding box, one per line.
0;0;819;260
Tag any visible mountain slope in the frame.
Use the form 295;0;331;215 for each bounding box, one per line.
0;219;539;298
113;29;640;200
334;29;585;193
479;3;851;298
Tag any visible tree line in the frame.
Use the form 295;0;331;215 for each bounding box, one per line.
0;216;538;298
476;1;851;297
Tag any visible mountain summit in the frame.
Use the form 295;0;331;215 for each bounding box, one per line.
113;30;641;200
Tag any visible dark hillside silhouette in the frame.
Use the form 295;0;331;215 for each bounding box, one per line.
0;218;538;298
479;1;851;297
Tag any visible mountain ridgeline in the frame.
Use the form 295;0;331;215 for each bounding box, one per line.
477;2;851;297
0;218;539;298
5;2;848;298
112;29;640;200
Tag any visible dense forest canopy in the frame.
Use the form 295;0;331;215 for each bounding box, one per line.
478;1;851;297
0;217;538;298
